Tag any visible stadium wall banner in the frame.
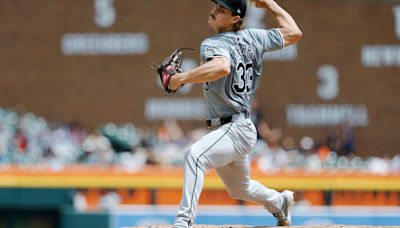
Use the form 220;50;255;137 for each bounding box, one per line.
1;0;399;155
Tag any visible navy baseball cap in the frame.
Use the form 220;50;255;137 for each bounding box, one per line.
212;0;247;18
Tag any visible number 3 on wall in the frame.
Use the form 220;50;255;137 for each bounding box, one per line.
317;64;339;101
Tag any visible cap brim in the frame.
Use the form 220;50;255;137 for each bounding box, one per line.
212;0;235;13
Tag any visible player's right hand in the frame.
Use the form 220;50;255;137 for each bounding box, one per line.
249;0;271;8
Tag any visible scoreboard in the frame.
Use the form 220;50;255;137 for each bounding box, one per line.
1;0;399;155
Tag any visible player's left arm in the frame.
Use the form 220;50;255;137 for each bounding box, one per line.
168;57;230;91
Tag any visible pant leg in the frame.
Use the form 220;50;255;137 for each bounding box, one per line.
174;123;242;228
215;155;283;214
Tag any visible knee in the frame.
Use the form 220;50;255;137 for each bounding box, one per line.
226;184;251;200
184;148;196;163
184;147;204;168
226;190;242;200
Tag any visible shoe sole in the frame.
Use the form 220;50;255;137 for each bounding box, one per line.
277;218;291;226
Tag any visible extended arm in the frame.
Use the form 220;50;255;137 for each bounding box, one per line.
168;57;230;91
251;0;302;46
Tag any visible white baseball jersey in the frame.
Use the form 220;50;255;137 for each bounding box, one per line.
174;28;285;228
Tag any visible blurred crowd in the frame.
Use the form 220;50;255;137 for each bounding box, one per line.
0;107;399;175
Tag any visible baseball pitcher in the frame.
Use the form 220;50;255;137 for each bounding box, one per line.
161;0;302;227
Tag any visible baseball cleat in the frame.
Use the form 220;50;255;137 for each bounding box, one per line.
273;190;295;226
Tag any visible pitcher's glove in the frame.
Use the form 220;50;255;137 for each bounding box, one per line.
154;48;194;94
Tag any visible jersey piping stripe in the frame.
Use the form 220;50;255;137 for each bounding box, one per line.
188;122;233;226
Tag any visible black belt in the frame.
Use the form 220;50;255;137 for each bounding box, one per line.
206;112;250;127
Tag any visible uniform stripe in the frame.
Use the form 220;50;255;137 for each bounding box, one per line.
187;123;233;226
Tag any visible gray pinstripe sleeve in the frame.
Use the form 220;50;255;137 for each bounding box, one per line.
245;28;284;52
200;38;231;63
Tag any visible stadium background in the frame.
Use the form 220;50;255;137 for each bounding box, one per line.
0;0;399;228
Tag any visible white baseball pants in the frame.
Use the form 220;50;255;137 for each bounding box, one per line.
173;115;284;228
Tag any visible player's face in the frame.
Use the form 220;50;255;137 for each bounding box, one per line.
208;3;240;33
